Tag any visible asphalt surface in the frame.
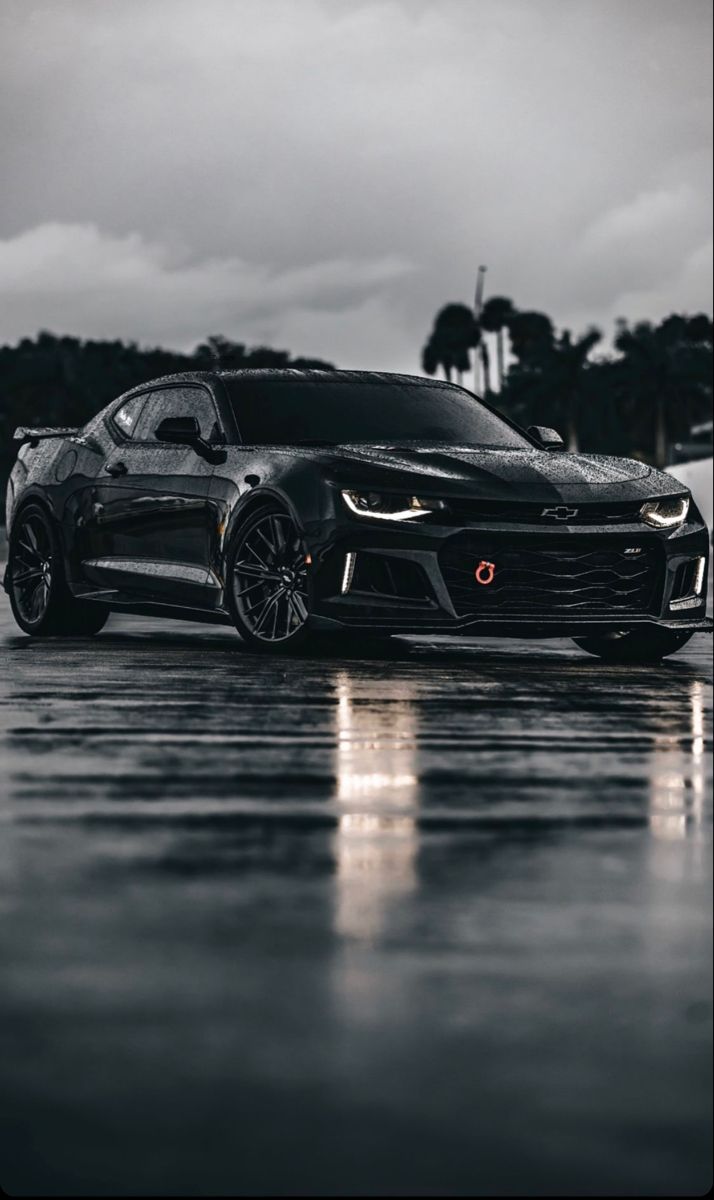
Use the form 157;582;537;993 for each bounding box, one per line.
0;593;711;1196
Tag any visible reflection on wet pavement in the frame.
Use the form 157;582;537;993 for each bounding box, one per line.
334;673;418;942
648;679;707;840
0;605;711;1196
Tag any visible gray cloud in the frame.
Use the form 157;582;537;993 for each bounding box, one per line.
0;221;414;352
0;0;711;370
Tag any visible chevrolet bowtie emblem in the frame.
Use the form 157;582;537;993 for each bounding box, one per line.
541;505;579;520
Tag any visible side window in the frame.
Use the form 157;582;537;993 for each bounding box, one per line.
113;395;147;438
174;387;222;442
132;387;222;443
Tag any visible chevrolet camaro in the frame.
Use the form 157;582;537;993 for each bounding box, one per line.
4;369;711;660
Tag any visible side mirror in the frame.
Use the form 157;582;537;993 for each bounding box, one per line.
154;416;201;445
528;425;566;451
154;416;226;464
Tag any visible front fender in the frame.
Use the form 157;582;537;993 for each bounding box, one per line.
210;450;325;579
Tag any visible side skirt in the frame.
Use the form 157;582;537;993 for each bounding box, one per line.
82;595;234;626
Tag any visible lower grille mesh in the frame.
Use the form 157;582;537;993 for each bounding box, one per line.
440;539;661;617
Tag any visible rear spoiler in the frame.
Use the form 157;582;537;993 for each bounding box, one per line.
13;426;80;448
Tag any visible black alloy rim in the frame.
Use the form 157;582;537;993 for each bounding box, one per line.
232;512;309;642
12;513;53;624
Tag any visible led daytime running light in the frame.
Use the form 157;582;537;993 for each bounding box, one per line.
341;490;437;521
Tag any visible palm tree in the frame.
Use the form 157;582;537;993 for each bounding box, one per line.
421;335;441;378
550;327;602;452
422;304;480;385
614;315;713;467
479;337;491;394
479;296;515;391
498;317;599;450
505;310;555;367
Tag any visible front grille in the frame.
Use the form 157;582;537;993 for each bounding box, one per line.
439;536;662;617
446;499;643;525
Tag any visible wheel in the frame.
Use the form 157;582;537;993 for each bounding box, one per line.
7;503;109;637
573;627;694;663
227;506;312;651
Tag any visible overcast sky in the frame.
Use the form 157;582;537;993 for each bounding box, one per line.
0;0;711;372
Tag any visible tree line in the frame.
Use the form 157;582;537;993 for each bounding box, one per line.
422;300;713;466
0;332;334;509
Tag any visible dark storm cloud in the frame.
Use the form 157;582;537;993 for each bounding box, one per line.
0;0;711;370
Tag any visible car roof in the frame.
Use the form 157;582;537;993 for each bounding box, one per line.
215;369;455;388
115;368;461;403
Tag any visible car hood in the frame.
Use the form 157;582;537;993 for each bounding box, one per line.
317;444;674;502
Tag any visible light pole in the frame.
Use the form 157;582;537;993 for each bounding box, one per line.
474;264;487;393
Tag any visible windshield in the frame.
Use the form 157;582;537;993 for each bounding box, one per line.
224;377;531;448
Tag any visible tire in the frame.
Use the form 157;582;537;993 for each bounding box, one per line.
7;503;109;637
573;626;694;664
227;505;313;652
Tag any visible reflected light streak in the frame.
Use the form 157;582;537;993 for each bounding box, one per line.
332;672;419;940
337;772;417;800
648;680;710;841
691;679;705;759
649;813;688;841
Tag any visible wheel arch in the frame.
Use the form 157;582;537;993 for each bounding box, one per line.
222;486;304;557
6;491;78;592
222;488;311;649
8;490;60;539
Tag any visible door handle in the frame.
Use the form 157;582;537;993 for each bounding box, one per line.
105;461;128;477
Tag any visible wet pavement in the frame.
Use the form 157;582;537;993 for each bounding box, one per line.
0;597;711;1196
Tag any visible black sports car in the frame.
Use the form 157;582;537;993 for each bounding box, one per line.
4;369;712;660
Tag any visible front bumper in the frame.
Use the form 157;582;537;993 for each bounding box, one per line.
306;511;712;638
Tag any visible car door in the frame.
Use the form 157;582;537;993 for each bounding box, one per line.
81;384;225;607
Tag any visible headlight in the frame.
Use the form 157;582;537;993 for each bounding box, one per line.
640;496;689;528
341;490;445;521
